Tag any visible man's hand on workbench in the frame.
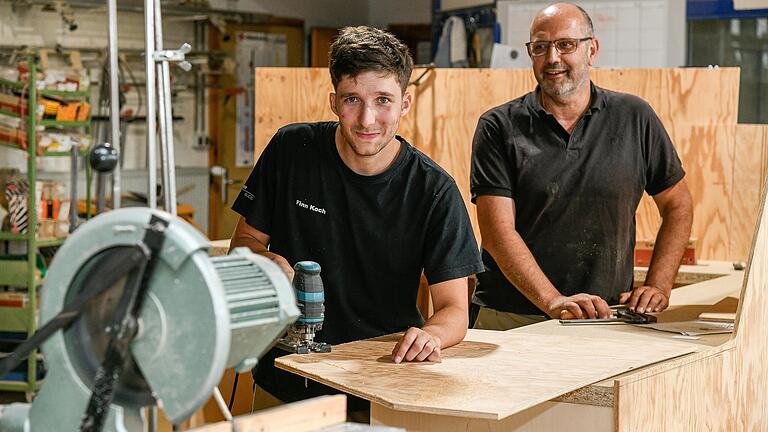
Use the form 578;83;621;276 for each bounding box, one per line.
619;285;669;314
547;294;612;320
391;327;442;364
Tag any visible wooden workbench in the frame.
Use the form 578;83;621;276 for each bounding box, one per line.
276;224;767;431
251;67;768;430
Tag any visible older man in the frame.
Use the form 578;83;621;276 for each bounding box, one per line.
469;3;693;329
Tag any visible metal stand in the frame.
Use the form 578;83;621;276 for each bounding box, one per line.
107;0;121;210
143;0;191;213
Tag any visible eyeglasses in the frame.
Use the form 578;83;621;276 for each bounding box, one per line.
525;37;593;57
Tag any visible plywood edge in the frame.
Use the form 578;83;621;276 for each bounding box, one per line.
388;403;504;421
478;346;696;420
634;260;741;286
274;359;406;414
209;239;231;257
554;346;716;408
613;342;735;388
275;357;504;420
188;395;346;432
551;385;614;407
277;341;697;421
733;173;768;340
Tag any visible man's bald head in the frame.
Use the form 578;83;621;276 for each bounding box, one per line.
531;3;594;39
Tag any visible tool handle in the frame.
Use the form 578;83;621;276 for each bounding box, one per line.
293;261;324;324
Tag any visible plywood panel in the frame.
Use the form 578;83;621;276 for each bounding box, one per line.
593;68;740;129
371;401;613;432
615;346;739;431
614;173;768;430
253;67;749;260
731;124;768;260
189;395;347;432
405;69;537;234
732;173;768;428
634;124;736;260
254;67;334;160
276;330;696;420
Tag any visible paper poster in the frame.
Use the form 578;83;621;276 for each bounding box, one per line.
234;32;287;167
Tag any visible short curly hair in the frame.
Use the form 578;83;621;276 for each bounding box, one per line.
329;26;414;93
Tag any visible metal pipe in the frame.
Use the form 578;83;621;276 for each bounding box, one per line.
107;0;121;209
96;173;106;214
144;0;157;209
193;20;207;150
69;146;78;232
154;0;177;215
148;406;157;432
154;47;169;211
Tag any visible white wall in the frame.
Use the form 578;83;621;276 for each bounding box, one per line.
368;0;432;28
209;0;370;28
496;0;687;68
209;0;432;30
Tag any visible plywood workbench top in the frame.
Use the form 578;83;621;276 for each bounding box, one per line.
276;261;744;421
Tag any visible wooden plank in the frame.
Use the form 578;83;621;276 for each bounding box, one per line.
615;345;738;431
188;395;347;432
634;124;736;260
614;162;768;430
371;401;612;432
209;239;231;257
254;67;334;161
679;124;734;261
276;329;696;420
731;124;768;260
503;266;744;402
698;312;736;323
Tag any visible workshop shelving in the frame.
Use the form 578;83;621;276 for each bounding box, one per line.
0;57;91;396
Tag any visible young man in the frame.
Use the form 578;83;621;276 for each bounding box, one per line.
469;3;693;329
230;26;483;404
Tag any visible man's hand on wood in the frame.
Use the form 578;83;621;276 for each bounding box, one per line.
619;286;670;314
391;327;442;364
549;294;612;320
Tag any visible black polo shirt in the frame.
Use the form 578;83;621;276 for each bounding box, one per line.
470;83;685;315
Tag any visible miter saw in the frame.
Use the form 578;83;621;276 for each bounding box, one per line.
0;208;300;432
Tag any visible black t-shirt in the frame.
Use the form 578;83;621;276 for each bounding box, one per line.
232;121;483;402
470;84;685;315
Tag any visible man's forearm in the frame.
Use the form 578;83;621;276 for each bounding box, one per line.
230;234;280;260
422;304;468;349
230;218;294;278
485;232;563;315
645;206;693;295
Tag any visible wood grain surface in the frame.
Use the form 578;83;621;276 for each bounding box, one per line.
254;67;764;261
276;329;696;420
613;173;768;430
189;395;346;432
370;401;612;432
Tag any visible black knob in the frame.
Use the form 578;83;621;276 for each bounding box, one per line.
88;144;119;173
